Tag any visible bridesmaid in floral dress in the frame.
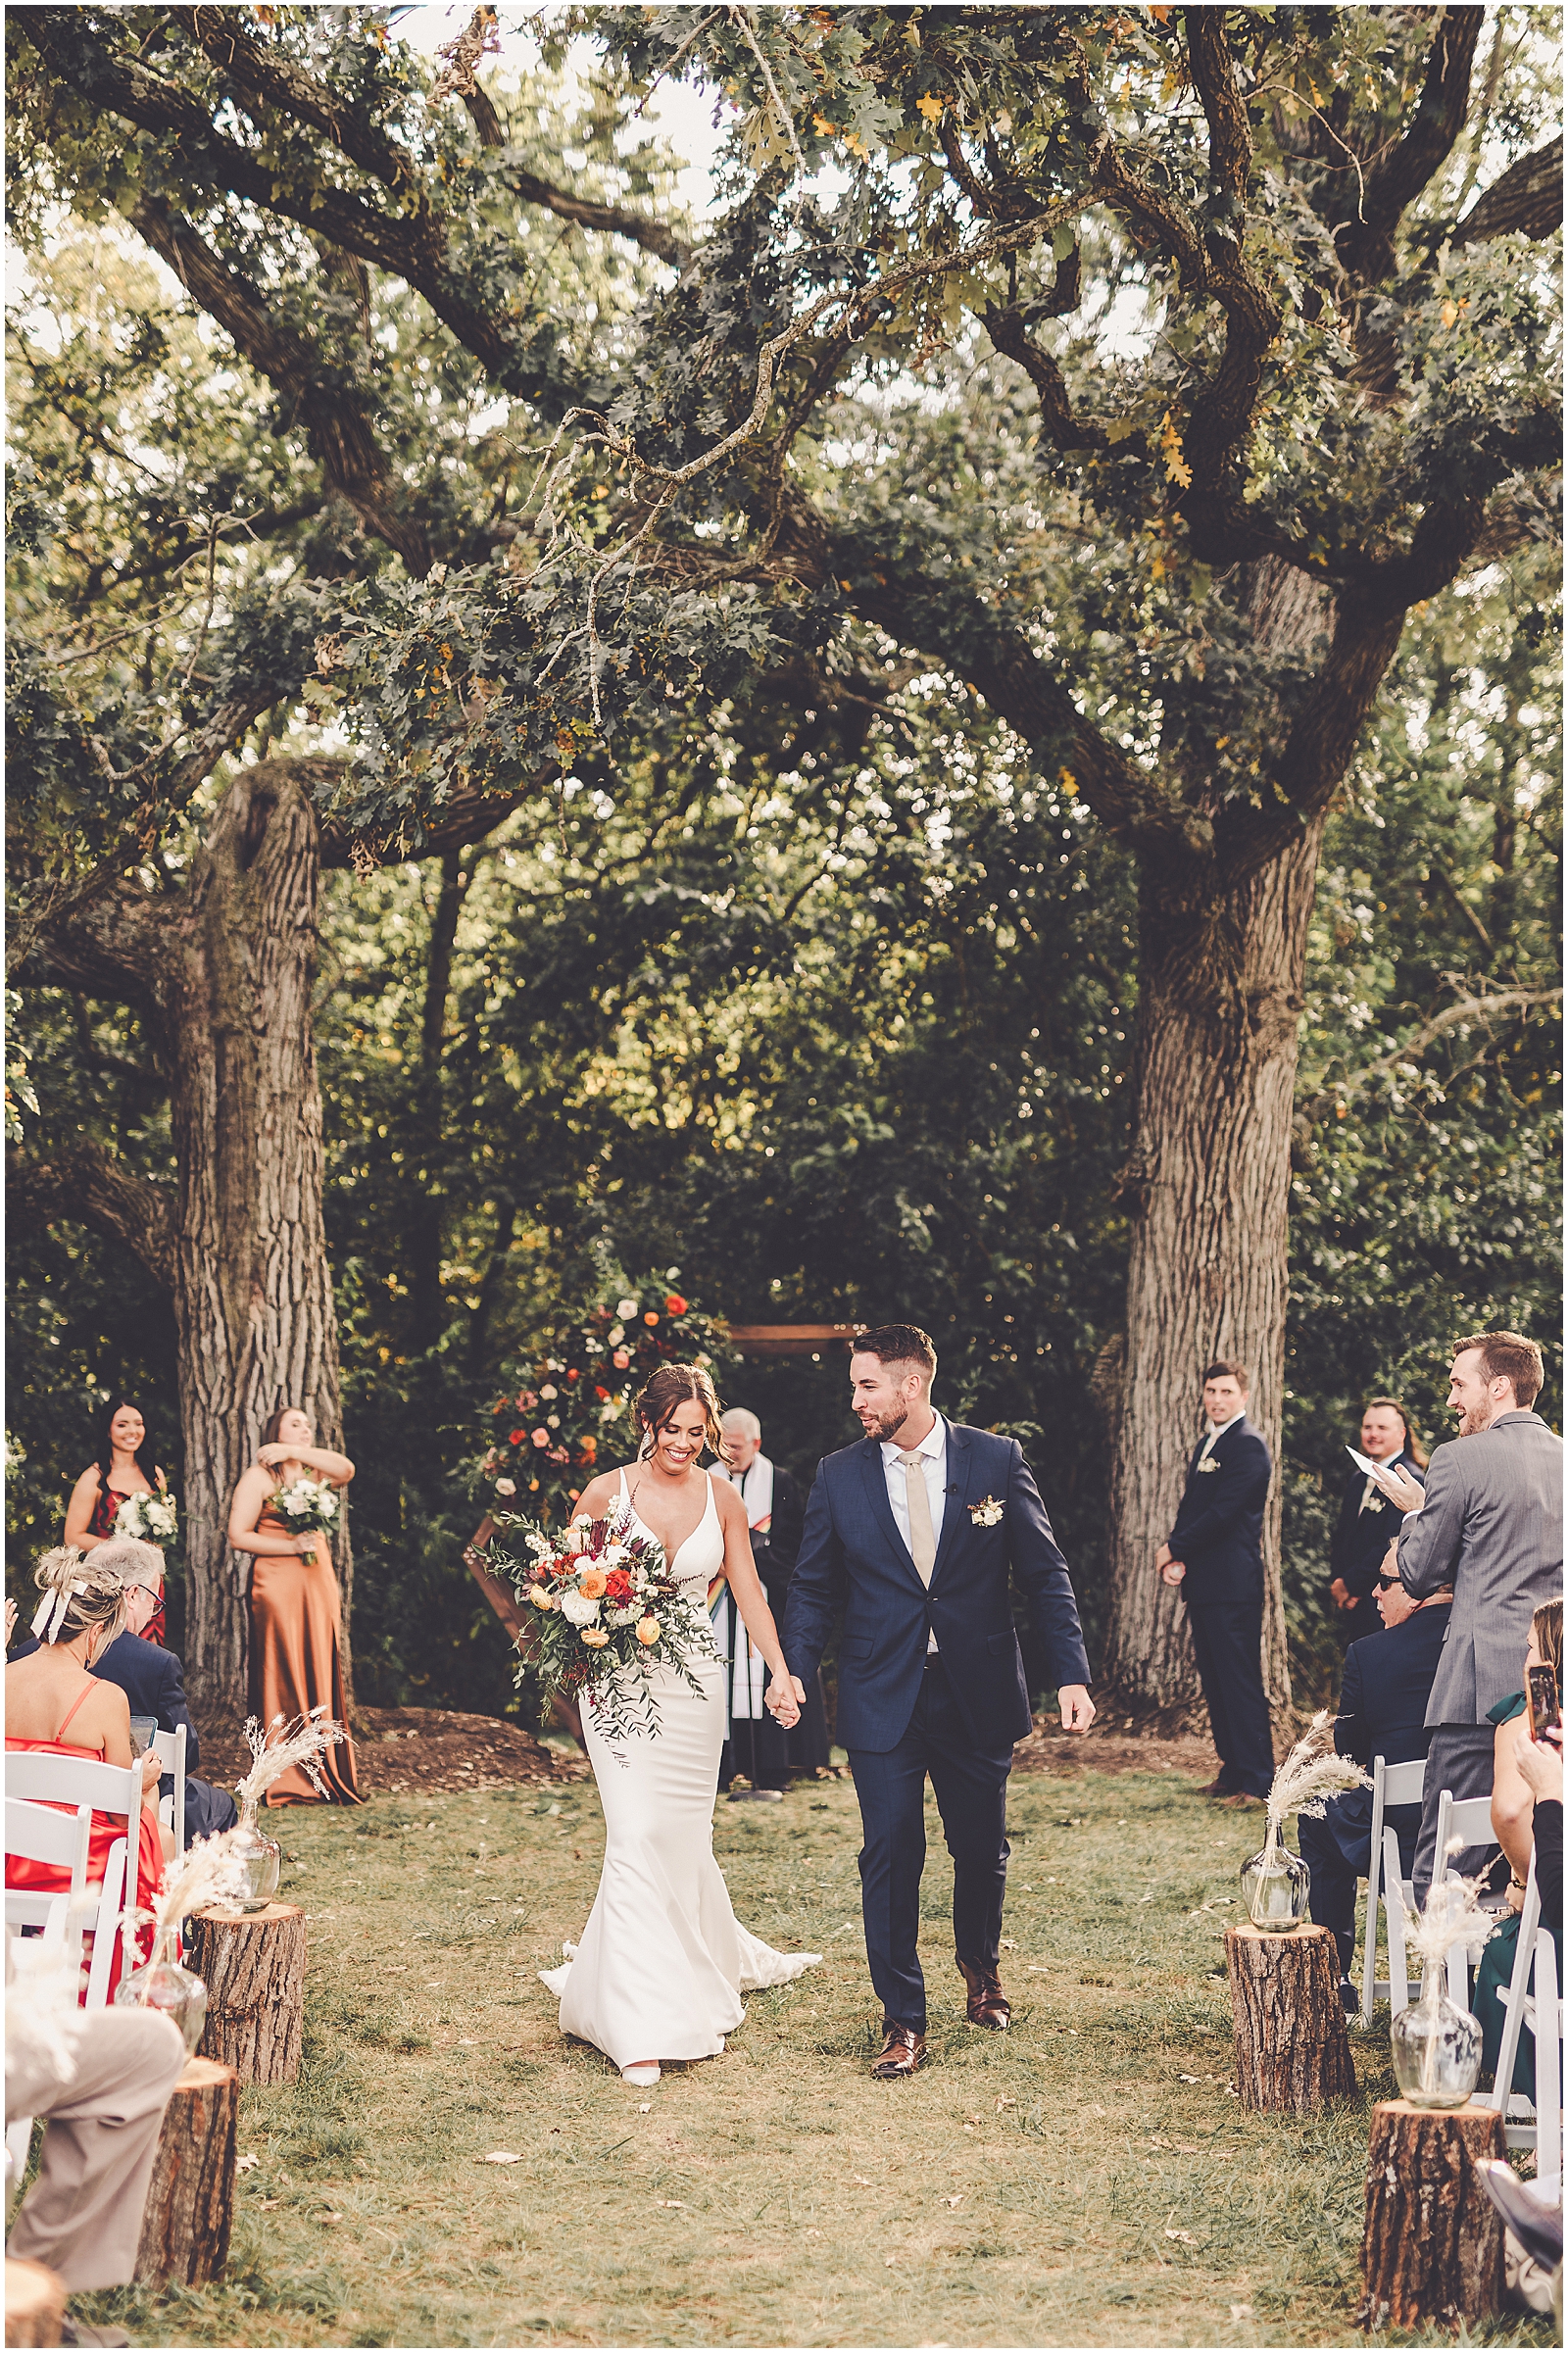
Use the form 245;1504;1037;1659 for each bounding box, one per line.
228;1406;361;1805
63;1395;171;1643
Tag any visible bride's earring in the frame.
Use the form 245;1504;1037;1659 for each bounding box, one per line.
638;1425;656;1461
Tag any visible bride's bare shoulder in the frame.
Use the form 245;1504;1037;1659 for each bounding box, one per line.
577;1466;626;1516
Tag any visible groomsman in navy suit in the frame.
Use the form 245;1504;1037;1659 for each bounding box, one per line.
1155;1362;1275;1808
778;1325;1093;2079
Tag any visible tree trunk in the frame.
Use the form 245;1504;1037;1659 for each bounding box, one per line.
132;2056;239;2288
4;2258;66;2347
186;1901;306;2083
1225;1921;1357;2111
167;764;349;1719
1357;2099;1506;2329
1102;820;1322;1713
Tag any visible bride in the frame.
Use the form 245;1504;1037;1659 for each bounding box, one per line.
539;1363;820;2086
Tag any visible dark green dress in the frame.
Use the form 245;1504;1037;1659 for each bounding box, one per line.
1474;1691;1533;2096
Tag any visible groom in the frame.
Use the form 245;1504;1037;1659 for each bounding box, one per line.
775;1325;1094;2078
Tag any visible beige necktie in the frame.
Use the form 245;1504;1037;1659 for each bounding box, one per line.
898;1451;937;1587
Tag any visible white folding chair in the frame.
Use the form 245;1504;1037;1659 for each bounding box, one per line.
151;1724;187;1860
5;1798;92;2196
1480;1857;1563;2202
4;1752;143;2003
1433;1788;1501;2006
1361;1754;1427;2020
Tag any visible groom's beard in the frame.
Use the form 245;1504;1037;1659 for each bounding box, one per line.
858;1405;912;1446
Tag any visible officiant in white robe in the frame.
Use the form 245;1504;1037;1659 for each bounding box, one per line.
711;1410;828;1789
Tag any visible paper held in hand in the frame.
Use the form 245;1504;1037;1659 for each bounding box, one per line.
1345;1444;1410;1497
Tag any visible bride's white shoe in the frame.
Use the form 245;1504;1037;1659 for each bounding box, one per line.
621;2061;661;2087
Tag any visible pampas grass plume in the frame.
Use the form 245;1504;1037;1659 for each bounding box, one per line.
1399;1839;1500;1973
234;1706;346;1805
1266;1708;1372;1834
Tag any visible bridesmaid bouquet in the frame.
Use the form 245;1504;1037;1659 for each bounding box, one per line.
268;1477;342;1536
114;1489;178;1545
487;1501;715;1746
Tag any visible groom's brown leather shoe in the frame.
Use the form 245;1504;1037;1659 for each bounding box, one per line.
870;2022;926;2079
956;1955;1011;2030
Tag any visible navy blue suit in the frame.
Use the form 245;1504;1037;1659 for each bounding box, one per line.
9;1628;237;1842
784;1421;1090;2031
1328;1451;1425;1645
1298;1600;1448;1973
1169;1415;1274;1797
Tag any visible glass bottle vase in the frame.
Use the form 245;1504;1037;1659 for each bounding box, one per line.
114;1930;208;2055
1390;1961;1482;2108
234;1797;282;1913
1240;1819;1311;1932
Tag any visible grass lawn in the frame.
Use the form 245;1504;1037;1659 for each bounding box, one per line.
77;1766;1555;2349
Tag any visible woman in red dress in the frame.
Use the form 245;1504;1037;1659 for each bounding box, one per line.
63;1396;170;1644
229;1406;361;1805
6;1549;170;2000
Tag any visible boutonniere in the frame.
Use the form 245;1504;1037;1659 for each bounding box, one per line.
1197;1456;1221;1474
1364;1494;1386;1514
969;1495;1004;1527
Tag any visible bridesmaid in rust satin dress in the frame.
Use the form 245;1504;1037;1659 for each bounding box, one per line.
228;1406;361;1806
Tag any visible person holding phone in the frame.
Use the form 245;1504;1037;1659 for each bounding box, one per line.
1384;1330;1562;1900
1474;1600;1563;2095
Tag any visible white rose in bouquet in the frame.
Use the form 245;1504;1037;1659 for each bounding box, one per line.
560;1589;603;1628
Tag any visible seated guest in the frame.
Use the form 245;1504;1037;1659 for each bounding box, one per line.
6;1932;187;2294
1298;1539;1452;2010
12;1537;237;1844
1327;1397;1427;1646
6;1550;169;2000
1475;1600;1563;2094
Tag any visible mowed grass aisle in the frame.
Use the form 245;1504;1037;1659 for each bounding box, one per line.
81;1766;1554;2349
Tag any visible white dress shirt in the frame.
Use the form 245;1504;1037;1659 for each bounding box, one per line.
1197;1407;1247;1466
881;1412;947;1652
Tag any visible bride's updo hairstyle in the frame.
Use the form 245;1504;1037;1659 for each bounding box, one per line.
30;1544;129;1647
634;1364;731;1467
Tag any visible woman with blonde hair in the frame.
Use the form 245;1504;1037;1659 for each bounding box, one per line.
538;1363;820;2086
6;1548;171;1998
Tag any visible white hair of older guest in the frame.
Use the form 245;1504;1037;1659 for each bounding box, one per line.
721;1407;761;1442
87;1536;165;1592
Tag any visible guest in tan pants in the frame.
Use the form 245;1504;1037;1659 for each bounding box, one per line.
6;2001;186;2287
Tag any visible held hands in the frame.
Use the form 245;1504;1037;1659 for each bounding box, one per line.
1058;1685;1095;1732
764;1672;806;1730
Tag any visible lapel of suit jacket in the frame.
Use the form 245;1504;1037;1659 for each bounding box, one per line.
857;1441;925;1590
928;1423;972;1587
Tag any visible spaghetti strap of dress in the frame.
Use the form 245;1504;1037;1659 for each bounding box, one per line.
54;1680;100;1745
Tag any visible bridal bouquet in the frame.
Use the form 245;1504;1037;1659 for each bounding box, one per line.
268;1477;342;1536
114;1489;178;1545
488;1500;715;1744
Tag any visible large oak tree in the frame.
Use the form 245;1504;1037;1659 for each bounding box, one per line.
8;4;1559;1716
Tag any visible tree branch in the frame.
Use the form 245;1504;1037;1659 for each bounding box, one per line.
8;1143;177;1290
1336;7;1484;283
129;197;431;574
1304;985;1562;1113
1451;134;1564;249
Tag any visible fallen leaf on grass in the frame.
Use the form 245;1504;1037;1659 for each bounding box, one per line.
1164;2229;1195;2244
1175;2142;1200;2154
1178;2072;1201;2083
999;1937;1015;1949
318;2212;343;2225
236;2153;260;2173
481;2152;523;2164
637;2103;652;2113
851;2174;872;2186
258;2199;280;2211
962;2124;975;2133
995;2097;1014;2111
944;2194;963;2209
659;2200;686;2209
1230;2305;1253;2322
884;2254;898;2267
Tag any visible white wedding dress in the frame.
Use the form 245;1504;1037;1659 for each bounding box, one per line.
539;1469;821;2068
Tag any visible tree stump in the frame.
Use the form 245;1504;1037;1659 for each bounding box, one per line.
1357;2099;1506;2329
1225;1922;1357;2112
186;1902;306;2083
4;2258;65;2347
133;2056;239;2288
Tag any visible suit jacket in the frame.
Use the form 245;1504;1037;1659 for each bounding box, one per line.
1329;1452;1426;1599
1333;1602;1450;1770
750;1463;806;1610
782;1422;1090;1754
1168;1416;1272;1605
1397;1409;1564;1725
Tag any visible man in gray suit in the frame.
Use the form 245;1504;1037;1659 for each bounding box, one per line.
1384;1331;1563;1898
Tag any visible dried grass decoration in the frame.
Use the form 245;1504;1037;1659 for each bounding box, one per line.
235;1707;348;1807
114;1828;255;2052
1241;1710;1371;1933
1389;1845;1499;2104
487;1497;717;1749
